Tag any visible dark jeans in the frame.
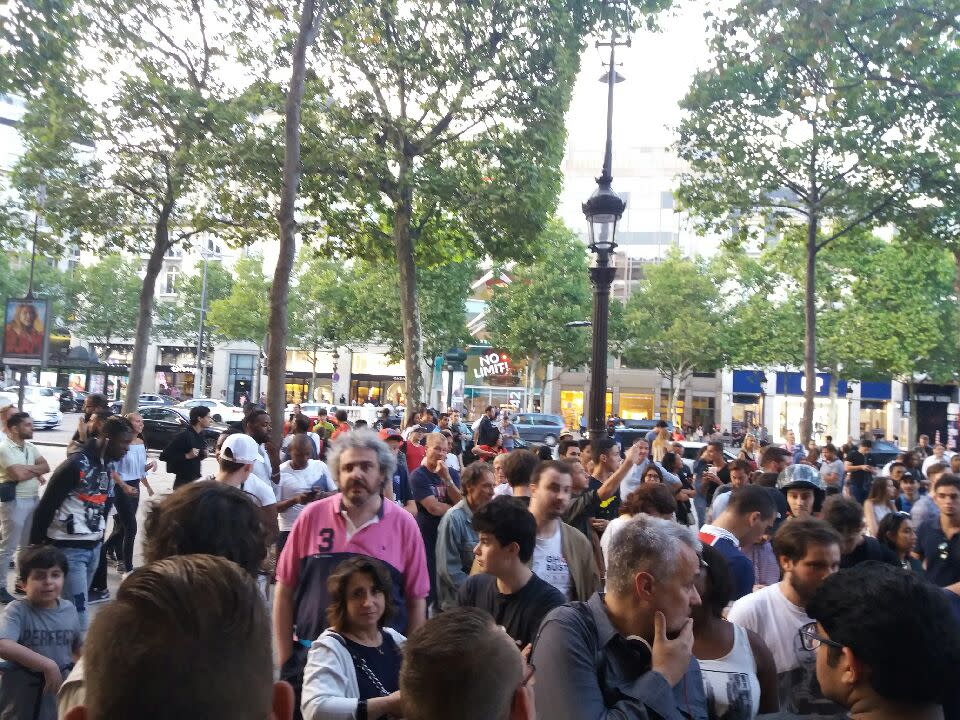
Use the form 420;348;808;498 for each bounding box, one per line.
104;481;140;570
90;489;137;591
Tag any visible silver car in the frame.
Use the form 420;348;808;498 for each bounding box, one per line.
513;413;567;446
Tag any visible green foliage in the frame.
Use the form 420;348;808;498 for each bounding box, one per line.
485;220;592;374
62;255;143;345
350;258;478;363
154;261;234;347
620;251;725;384
206;257;269;347
675;0;959;242
288;256;367;359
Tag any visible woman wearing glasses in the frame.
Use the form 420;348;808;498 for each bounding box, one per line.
693;544;779;719
877;511;923;573
301;557;404;720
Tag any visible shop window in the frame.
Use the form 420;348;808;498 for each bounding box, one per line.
690;395;715;431
658;390;684;426
621;393;653;421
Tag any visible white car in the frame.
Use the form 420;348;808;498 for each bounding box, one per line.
0;388;63;430
176;398;246;424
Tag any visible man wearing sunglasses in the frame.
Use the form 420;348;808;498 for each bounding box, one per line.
804;562;960;720
728;518;846;718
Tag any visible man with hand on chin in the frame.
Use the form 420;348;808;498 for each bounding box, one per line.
410;432;461;612
273;430;428;714
532;514;707;720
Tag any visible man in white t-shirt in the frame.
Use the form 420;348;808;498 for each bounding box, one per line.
727;518;845;719
216;433;279;547
527;460;598;602
276;435;334;552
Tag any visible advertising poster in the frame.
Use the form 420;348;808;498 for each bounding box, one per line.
3;298;49;366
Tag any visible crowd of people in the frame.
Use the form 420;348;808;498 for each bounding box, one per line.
0;397;958;720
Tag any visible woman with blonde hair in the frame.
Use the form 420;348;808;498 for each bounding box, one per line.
651;427;671;463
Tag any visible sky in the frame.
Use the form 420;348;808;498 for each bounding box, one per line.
564;2;711;155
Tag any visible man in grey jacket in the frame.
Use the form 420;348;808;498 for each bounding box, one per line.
532;515;708;720
436;462;496;610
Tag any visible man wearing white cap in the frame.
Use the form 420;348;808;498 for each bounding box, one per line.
215;432;279;546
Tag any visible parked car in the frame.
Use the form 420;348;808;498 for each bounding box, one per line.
177;398;245;425
139;406;226;453
613;419;676;449
676;441;738;471
867;439;904;469
513;413;567;446
0;388;62;430
108;393;176;414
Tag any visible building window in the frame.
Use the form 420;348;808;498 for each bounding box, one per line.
165;245;183;258
621;392;654;421
164;267;179;294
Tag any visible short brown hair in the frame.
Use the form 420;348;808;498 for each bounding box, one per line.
620;483;678;517
143;482;267;577
501;449;539;488
772;517;841;562
82;555;272;719
760;446;790;467
401;607;521;720
727;458;752;474
326;556;395;630
530;459;573;486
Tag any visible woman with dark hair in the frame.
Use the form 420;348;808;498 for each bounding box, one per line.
301;556;404;720
660;450;698;527
641;463;664;484
693;544;779;719
599;484;678;566
877;511;922;573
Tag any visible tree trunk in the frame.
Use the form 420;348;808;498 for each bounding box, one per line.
123;208;172;413
393;156;425;424
269;0;317;445
670;372;683;427
801;208;819;445
309;351;317;403
527;353;539;412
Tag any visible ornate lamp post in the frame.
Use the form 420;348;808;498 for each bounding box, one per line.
583;8;628;446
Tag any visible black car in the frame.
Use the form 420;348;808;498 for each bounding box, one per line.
139;406;226;453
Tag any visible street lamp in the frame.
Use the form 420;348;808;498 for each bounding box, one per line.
193;243;219;399
583;4;628;446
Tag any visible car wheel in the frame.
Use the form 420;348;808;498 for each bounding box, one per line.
213;414;222;423
544;434;558;447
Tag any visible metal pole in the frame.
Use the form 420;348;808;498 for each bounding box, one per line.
446;366;454;411
588;19;620;447
194;255;209;398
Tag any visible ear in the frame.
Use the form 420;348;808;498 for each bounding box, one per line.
64;707;88;720
633;571;655;600
270;680;295;720
840;647;862;687
510;682;536;720
778;555;793;576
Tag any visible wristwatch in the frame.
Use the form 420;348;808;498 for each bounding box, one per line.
357;699;368;720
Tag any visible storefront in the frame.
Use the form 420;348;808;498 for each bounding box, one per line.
350;375;406;406
857;381;892;438
619;392;654;421
155;347;207;400
731;370;765;434
773;371;849;442
463;348;528;414
913;383;956;447
227;353;256;406
559;389;613;430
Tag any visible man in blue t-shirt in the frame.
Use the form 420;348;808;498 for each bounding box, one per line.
699;485;778;599
410;433;461;611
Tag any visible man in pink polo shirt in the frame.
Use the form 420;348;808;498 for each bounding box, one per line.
273;430;428;712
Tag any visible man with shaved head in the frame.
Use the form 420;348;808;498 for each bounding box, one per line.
276;433;334;554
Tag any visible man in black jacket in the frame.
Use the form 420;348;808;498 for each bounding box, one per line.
159;406;211;488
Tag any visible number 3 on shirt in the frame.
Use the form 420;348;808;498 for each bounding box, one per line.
317;528;335;552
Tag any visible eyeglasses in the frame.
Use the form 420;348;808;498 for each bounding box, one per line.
798;621;843;652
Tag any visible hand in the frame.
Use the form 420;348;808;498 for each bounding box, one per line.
590;518;609;534
38;475;47;487
146;486;155;497
41;659;62;694
701;471;722;486
625;442;642;465
122;483;139;497
435;460;452;482
145;460;157;472
264;441;281;468
186;448;199;459
520;644;533;663
295;492;313;504
651;611;693;687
